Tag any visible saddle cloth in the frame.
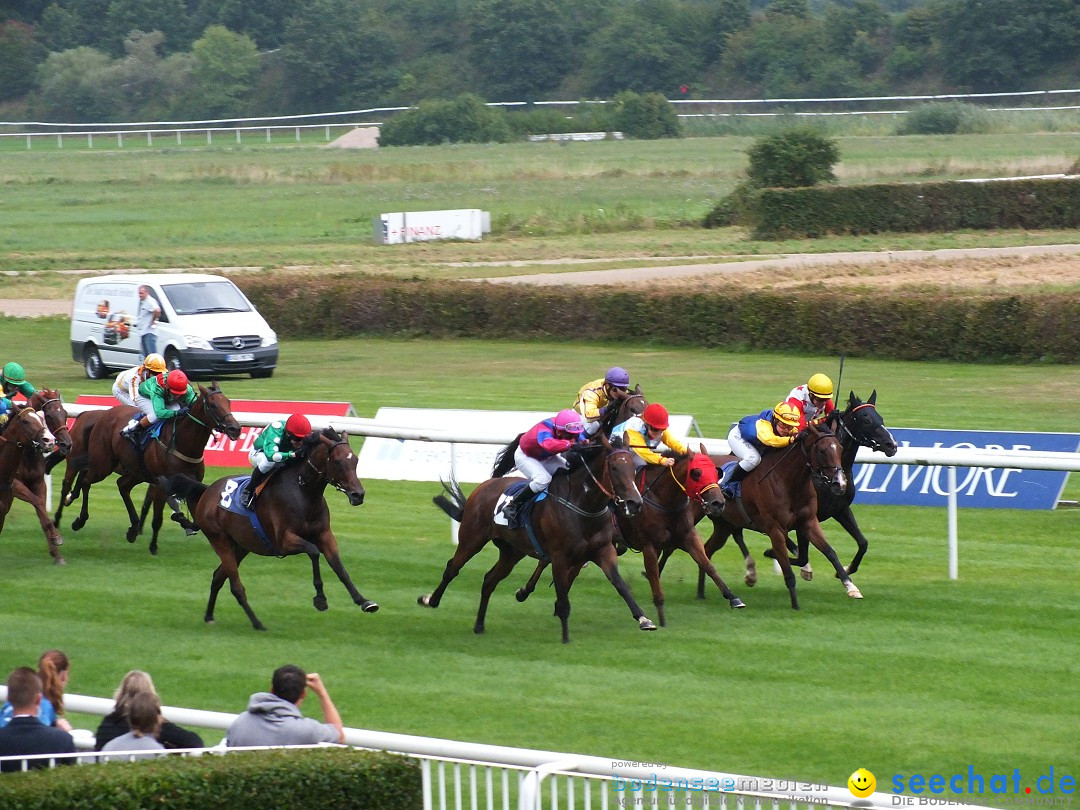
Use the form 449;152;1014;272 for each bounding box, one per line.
493;481;546;528
219;477;253;514
719;461;744;501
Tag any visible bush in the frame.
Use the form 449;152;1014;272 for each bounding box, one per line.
895;102;990;135
0;748;421;810
610;91;681;139
703;181;758;228
745;127;839;188
378;94;511;146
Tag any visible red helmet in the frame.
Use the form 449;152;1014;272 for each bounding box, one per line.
285;413;312;438
165;369;189;395
642;403;670;431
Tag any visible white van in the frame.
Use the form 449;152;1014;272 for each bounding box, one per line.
70;273;278;379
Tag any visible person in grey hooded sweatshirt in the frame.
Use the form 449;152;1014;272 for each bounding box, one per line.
225;664;345;747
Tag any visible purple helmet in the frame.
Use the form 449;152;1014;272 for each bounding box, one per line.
604;366;630;389
554;409;585;434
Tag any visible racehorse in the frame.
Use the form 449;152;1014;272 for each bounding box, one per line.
419;435;654;643
669;390;898;596
0;408;50;537
160;427;377;631
52;382;241;555
694;422;860;610
10;389;69;563
515;448;746;627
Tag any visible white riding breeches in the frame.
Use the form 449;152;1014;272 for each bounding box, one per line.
726;426;761;472
513;446;567;493
138;401;179;425
249;448;278;474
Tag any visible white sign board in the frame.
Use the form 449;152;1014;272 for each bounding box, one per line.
357;407;699;483
375;209;490;244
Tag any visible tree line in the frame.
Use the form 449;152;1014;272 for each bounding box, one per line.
1;0;1078;123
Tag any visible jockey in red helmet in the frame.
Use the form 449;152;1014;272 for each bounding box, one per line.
610;402;690;469
240;413;314;510
121;368;197;443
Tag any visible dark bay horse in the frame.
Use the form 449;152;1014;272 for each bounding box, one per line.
52;383;241;555
696;422;860;610
1;408;50;537
10;389;70;563
516;448;746;627
161;427;377;631
675;390;898;596
419;436;654;643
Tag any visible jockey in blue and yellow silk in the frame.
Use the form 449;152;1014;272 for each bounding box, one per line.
722;402;801;490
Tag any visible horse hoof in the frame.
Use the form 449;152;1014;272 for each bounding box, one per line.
744;574;757;587
847;585;863;599
313;597;328;612
126;530;139;544
361;601;379;613
149;546;158;556
730;597;746;609
514;588;529;602
204;617;215;624
417;595;433;608
638;616;657;631
53;556;67;566
71;517;85;532
800;566;813;581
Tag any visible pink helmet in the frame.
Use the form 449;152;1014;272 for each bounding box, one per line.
554;409;585;434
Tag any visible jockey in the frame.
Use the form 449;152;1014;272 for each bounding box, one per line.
0;362;35;430
574;366;631;437
722;402;802;491
111;353;168;408
121;369;197;443
786;373;836;428
501;409;587;523
241;413;312;509
611;403;689;469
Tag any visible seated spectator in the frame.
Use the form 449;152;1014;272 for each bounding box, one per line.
0;667;75;772
225;665;344;747
94;670;204;751
100;692;165;757
0;649;72;732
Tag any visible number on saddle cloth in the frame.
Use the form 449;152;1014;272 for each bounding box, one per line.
493;481;546;527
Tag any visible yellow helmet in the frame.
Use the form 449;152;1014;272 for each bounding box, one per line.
807;373;834;399
773;402;801;428
143;353;167;374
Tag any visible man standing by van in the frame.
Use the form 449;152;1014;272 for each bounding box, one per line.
137;285;161;361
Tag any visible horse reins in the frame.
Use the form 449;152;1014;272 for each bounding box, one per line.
549;447;636;518
299;439;353;495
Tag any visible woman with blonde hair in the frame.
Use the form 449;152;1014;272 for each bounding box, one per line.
94;670;203;751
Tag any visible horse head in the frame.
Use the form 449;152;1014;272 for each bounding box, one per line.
799;423;847;497
840;390;898;457
683;447;724;517
601;434;643;516
30;388;71;456
195;382;242;441
599;384;647;435
311;428;365;506
5;407;50;455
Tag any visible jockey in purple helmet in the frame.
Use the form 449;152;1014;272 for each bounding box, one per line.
501;409;587;523
574;366;631;437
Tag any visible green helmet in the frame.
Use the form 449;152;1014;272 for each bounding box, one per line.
2;362;26;384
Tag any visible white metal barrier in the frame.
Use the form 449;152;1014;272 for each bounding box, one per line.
0;689;985;810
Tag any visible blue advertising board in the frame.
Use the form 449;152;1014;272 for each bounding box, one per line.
852;429;1080;510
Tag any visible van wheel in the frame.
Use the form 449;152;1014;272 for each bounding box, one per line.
164;349;182;372
83;347;104;380
251;369;273;379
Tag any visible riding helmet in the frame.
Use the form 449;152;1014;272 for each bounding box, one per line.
642;403;670;431
2;362;26;383
554;409;585;435
604;367;630;389
773;402;802;428
807;373;834;399
285;413;312;438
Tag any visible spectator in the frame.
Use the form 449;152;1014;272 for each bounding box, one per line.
225;665;344;747
94;670;204;751
136;284;161;360
0;667;75;772
100;692;165;757
1;649;72;731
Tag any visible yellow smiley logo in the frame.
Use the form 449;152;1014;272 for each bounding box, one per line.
848;768;876;798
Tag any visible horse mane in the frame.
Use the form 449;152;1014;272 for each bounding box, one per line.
491;433;522;477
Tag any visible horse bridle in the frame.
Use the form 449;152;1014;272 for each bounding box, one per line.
0;408;48;451
182;389;233;436
837;402;893;454
550;446;639;517
299;438;355;495
35;395;70;444
799;429;844;489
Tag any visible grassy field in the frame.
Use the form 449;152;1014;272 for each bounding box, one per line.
0;319;1076;797
3;133;1080;277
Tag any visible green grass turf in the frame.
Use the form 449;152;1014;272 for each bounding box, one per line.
0;320;1076;798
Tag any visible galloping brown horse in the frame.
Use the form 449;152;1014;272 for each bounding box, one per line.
52;383;241;555
420;436;653;643
161;427;377;631
702;422;860;610
516;448;746;626
1;408;50;536
10;389;69;563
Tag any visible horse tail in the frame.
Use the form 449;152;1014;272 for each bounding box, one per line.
491;434;522;477
432;476;466;523
157;474;207;512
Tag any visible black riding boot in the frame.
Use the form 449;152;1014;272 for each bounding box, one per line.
722;464;750;494
501;486;536;524
241;468;267;510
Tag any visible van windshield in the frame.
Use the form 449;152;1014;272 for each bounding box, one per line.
161;281;252;316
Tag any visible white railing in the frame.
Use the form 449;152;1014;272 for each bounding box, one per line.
0;689;984;810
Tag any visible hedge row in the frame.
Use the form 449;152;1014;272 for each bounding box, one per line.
241;276;1080;364
0;748;421;810
745;178;1080;239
